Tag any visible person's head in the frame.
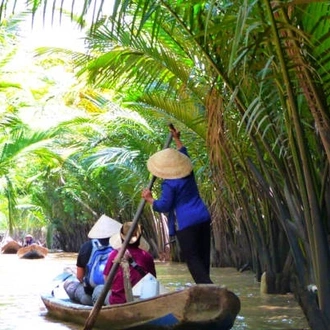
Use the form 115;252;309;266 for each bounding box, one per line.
25;234;33;243
88;214;122;240
110;222;149;250
120;222;142;247
147;148;193;179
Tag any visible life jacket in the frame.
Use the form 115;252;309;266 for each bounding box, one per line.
84;239;113;289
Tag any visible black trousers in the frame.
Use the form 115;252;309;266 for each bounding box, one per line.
176;221;213;284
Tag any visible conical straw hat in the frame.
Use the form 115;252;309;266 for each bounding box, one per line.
88;214;122;239
110;222;150;251
147;148;193;179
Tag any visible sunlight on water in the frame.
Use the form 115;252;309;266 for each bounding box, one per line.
0;253;310;330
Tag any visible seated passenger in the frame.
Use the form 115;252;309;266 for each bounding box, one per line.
92;222;156;305
24;234;34;246
64;214;120;305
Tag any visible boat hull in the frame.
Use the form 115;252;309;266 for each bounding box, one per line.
41;283;240;330
17;244;48;259
1;240;22;254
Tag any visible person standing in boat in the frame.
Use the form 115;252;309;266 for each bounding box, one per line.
64;214;119;305
142;127;213;284
93;221;156;305
23;234;34;246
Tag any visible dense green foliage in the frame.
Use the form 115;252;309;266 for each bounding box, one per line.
0;1;330;329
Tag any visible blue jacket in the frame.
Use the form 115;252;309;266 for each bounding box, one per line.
152;147;210;235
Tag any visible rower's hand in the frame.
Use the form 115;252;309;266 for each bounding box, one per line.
142;189;154;204
170;127;181;140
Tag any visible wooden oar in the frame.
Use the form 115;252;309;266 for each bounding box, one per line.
83;124;174;330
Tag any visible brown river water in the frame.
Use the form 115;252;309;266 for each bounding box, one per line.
0;252;310;330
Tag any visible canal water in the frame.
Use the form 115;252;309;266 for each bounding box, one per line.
0;252;310;330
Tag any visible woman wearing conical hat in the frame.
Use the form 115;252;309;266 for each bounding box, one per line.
142;127;213;284
64;214;121;305
96;221;156;305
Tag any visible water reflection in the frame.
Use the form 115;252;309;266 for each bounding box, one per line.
0;253;310;330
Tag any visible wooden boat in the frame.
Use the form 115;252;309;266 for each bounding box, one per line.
1;239;22;254
41;279;241;330
17;243;48;259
